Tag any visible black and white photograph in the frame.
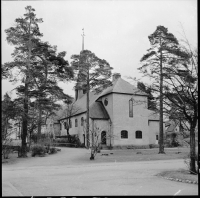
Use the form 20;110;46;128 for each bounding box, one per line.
2;0;198;196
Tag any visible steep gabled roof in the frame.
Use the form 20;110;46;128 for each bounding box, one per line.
97;77;148;99
58;77;148;121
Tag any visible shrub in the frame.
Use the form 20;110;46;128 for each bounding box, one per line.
149;144;159;149
70;135;82;147
2;145;12;159
31;144;46;157
49;147;57;154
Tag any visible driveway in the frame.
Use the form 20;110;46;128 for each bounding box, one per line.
2;148;198;196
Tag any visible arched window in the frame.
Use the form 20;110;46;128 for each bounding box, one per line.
81;117;84;126
75;119;78;127
129;98;133;117
121;130;128;139
136;130;142;139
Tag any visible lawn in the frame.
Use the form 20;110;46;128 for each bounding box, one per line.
3;146;198;184
96;147;190;163
156;169;198;183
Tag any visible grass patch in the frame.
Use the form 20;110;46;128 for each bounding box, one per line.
157;169;198;182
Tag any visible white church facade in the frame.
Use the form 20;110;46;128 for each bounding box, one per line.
58;73;161;147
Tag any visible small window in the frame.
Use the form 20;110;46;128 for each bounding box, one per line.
104;98;108;106
136;130;142;139
75;119;78;127
121;130;128;139
156;135;158;140
81;117;84;126
129;98;133;117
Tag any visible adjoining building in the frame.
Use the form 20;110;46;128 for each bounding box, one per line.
58;73;162;148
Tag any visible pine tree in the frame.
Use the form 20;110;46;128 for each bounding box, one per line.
71;50;113;159
139;25;187;154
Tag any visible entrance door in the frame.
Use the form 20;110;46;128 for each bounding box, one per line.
101;131;106;145
83;134;85;146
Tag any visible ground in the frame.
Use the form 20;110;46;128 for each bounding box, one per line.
2;147;198;196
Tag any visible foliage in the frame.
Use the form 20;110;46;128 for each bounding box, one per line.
3;6;74;156
48;147;57;154
3;6;44;158
137;81;157;111
31;144;46;157
139;25;191;154
149;144;159;149
71;49;113;149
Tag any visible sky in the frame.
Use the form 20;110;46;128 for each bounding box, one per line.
2;0;197;100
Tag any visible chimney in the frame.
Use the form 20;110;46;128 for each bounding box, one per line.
112;73;121;82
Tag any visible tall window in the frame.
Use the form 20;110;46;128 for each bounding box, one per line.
129;98;133;117
81;117;84;126
75;119;78;127
60;123;62;130
64;122;67;129
156;135;158;140
69;119;72;128
135;130;142;139
121;130;128;139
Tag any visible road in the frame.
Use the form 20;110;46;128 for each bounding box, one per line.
2;148;198;196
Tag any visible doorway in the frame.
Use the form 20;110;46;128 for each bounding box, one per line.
101;131;106;145
83;134;85;146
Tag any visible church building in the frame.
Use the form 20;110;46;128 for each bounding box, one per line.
58;73;160;148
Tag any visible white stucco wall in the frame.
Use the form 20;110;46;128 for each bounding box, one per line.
148;121;159;144
60;113;110;146
112;93;150;146
93;119;111;146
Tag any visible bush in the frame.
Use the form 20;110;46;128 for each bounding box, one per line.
54;138;69;143
49;147;57;154
31;144;46;157
2;145;12;159
149;144;159;149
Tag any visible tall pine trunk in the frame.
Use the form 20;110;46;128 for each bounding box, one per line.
190;121;197;174
20;29;32;157
37;102;42;142
86;74;90;149
21;81;28;157
159;49;165;154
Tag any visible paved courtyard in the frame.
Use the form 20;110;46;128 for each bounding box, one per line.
2;148;198;196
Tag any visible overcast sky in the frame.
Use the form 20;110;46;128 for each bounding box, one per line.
2;0;197;99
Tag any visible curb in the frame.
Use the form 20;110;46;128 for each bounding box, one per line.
160;176;198;185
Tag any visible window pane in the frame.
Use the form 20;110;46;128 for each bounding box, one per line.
129;99;133;117
121;130;128;139
136;131;142;139
156;135;158;140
